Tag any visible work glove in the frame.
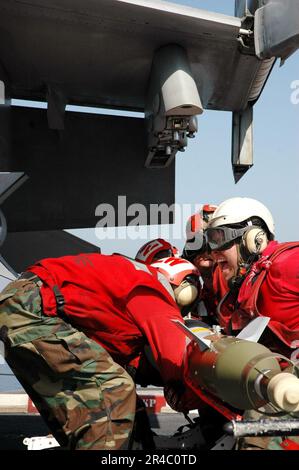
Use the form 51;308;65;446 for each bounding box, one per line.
164;381;205;413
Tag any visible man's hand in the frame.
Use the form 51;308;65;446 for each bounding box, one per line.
164;381;206;413
135;352;164;387
125;350;164;387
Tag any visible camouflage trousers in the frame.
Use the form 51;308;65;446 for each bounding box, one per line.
0;277;136;450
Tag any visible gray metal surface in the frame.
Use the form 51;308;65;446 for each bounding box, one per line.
231;105;253;183
0;412;198;450
0;255;16;291
1;230;101;273
0;414;50;450
0;0;266;112
254;0;299;60
235;0;260;18
225;418;299;437
0;172;28;205
1;106;175;231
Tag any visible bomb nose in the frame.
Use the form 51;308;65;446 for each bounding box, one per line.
267;373;299;413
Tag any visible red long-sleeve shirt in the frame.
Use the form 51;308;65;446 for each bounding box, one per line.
237;242;299;344
28;253;188;384
218;242;299;355
257;243;299;333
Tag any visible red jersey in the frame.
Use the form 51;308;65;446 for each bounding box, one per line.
212;264;228;303
197;265;228;320
27;253;188;385
218;241;299;353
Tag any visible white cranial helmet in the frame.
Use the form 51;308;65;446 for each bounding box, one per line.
135;238;178;264
208;197;275;237
151;257;199;307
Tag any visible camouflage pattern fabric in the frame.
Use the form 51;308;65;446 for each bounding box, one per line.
0;277;136;450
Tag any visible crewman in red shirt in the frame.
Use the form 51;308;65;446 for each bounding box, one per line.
206;196;299;450
135;238;179;264
182;204;228;321
133;239;179;385
0;253;202;450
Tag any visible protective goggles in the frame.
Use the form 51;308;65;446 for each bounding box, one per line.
206;226;247;251
183;275;200;287
152;248;174;261
183;232;209;261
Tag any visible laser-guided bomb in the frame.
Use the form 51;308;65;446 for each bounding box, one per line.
174;317;299;420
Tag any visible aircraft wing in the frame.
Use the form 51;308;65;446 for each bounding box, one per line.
0;0;298;229
0;0;268;112
1;230;101;273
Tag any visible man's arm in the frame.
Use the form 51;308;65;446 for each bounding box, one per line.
126;287;186;382
126;287;205;411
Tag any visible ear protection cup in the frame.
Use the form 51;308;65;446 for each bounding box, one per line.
173;282;198;307
242;227;268;255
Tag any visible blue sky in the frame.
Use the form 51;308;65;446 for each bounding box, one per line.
68;0;299;256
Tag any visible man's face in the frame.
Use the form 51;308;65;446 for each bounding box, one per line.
212;243;238;281
193;252;214;272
